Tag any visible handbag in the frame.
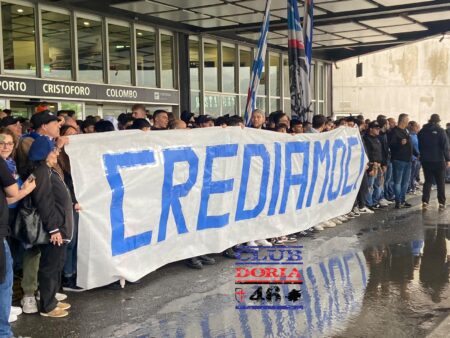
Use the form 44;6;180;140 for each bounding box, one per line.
12;194;50;246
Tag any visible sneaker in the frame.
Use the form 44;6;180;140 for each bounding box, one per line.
198;255;216;265
337;216;348;222
346;212;356;219
313;224;324;231
10;306;22;316
40;307;68;318
255;239;272;246
37;291;68;302
62;276;84;292
332;218;343;225
284;235;297;243
223;248;238;259
395;202;401;209
21;296;38;314
185;257;203;269
56;293;67;301
379;198;392;206
352;207;361;216
272;238;286;245
57;302;71;310
422;202;429;210
359;207;374;214
402;202;412;208
246;241;258;247
322;221;336;228
439;204;446;210
8;314;17;323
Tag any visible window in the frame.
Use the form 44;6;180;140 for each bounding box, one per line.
269;54;280;97
42;10;72;80
160;34;174;89
136;29;156;87
283;57;290;98
189;39;199;91
190;91;200;114
108;23;131;85
270;99;280;112
222;45;235;93
239;49;251;93
204;94;220;117
204;41;218;92
2;3;36;76
222;95;236;115
77;17;103;82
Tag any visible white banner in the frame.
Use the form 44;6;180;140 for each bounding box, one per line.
66;127;367;289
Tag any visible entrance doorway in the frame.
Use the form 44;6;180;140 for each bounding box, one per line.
10;101;58;118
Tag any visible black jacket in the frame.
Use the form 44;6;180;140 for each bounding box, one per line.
378;131;390;165
418;123;450;162
363;134;383;163
31;164;73;241
388;127;416;162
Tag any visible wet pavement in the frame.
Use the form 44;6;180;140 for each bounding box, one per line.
12;192;450;338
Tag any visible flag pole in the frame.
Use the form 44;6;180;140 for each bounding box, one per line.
244;0;272;127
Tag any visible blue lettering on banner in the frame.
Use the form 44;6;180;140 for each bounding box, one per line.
197;144;238;230
341;137;359;196
268;142;282;216
235;144;270;221
306;140;330;207
279;141;310;214
103;151;155;256
158;147;199;242
327;139;346;201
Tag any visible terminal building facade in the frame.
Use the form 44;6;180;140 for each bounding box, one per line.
1;0;448;120
0;0;331;119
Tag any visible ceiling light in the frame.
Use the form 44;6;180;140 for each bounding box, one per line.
137;32;143;36
17;8;24;14
83;21;90;26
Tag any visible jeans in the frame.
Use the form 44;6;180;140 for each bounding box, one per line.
366;170;383;207
64;210;78;278
422;161;446;205
384;161;395;200
393;160;412;204
357;173;369;209
409;159;421;192
0;240;13;338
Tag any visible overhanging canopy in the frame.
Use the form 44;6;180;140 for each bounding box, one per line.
56;0;450;61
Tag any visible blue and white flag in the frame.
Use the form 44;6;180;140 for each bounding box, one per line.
244;0;272;126
304;0;314;77
288;0;311;121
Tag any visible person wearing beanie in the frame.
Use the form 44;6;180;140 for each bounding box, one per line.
23;136;74;318
15;110;70;314
418;114;450;210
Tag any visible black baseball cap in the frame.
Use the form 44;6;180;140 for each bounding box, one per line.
0;116;19;127
30;111;59;129
368;121;380;129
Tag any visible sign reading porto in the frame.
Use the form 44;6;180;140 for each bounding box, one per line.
65;127;367;289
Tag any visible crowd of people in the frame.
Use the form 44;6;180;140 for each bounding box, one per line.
0;102;449;336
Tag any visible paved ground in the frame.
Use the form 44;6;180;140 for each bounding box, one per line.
11;190;450;338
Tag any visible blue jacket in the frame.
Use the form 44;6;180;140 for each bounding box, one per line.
409;133;419;161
